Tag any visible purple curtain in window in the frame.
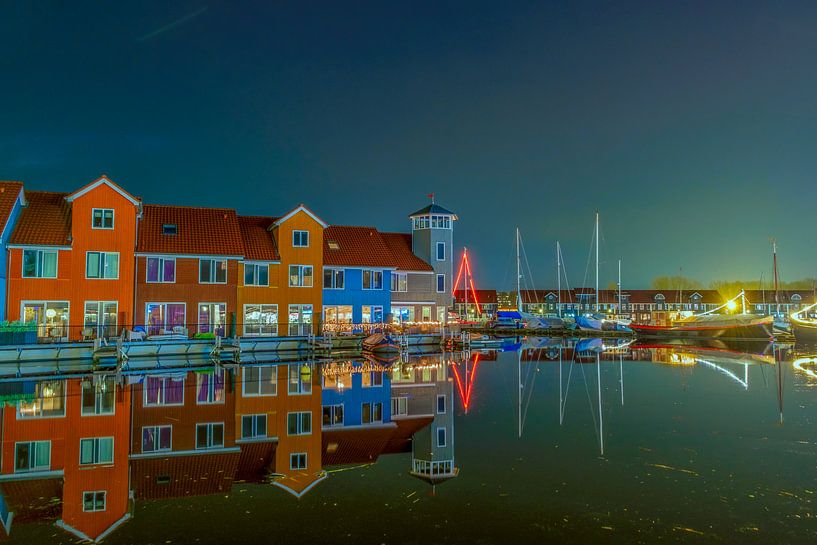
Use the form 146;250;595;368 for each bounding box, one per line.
163;260;175;282
146;258;159;282
145;376;161;404
197;374;210;402
142;428;155;451
213;370;224;401
165;377;184;404
159;426;171;449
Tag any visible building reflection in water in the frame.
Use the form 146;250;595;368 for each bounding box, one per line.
0;354;459;541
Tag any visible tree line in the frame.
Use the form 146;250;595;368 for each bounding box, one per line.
649;276;817;299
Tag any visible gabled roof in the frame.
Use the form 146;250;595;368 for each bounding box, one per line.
742;290;817;305
0;181;24;236
238;215;280;261
380;232;434;272
65;175;140;206
409;203;457;217
137;204;244;256
323;226;396;268
273;204;328;229
9;191;72;246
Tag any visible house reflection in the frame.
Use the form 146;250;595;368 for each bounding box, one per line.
0;355;456;541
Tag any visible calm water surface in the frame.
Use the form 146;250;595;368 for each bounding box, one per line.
6;339;817;544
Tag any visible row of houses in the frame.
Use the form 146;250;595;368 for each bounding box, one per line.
0;356;457;541
455;288;816;322
0;176;457;342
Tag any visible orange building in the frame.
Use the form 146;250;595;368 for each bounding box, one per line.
234;361;325;496
5;176;141;341
236;205;326;337
0;376;131;541
134;205;245;338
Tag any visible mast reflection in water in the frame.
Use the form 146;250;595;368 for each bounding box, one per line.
3;338;817;544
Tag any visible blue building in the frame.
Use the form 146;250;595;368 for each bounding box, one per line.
321;359;393;428
322;226;396;327
0;182;25;322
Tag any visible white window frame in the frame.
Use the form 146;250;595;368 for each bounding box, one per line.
81;376;116;416
82;491;107;513
197;302;227;336
241;414;268;439
195;422;225;450
143;375;185;407
21;248;58;279
141;425;172;453
292;230;310;247
437;427;447;447
17;380;66;419
79;436;114;466
145;302;186;335
288;265;313;287
196;368;226;405
242;304;278;336
391;272;407;292
85;251;120;280
199;258;228;284
322;404;344;427
286;411;312;436
14;440;51;472
437;394;446;414
323;268;345;290
244;263;270;286
146;257;176;283
362;269;383;290
290;452;307;470
391;396;408;417
361;401;383;424
436;274;445;293
288;363;313;395
242;365;278;397
91;208;114;230
436;241;445;261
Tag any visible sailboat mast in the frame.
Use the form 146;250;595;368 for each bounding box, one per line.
772;239;780;316
464;248;468;320
617;259;621;316
516;227;522;312
595;212;599;313
557;241;562;318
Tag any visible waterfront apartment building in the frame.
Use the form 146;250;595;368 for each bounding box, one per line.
517;289;724;322
6;176;141;341
321;226;394;327
453;289;498;321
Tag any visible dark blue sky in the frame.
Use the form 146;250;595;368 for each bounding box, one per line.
3;1;817;289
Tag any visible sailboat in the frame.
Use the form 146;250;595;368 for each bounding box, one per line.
629;290;774;340
575;213;630;332
790;301;817;342
506;227;565;331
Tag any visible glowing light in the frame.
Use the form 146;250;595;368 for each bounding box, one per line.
726;300;737;311
450;353;480;411
793;357;817;380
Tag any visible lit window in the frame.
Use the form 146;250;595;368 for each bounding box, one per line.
243;305;278;336
81;376;115;415
361;402;383;424
391;273;407;292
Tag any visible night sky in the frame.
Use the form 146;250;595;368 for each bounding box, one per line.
3;1;817;290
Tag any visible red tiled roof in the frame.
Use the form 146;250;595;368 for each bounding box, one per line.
454;289;498;304
9;190;72;246
324;226;396;268
237;215;280;261
380;232;433;272
0;181;23;236
138;204;244;256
